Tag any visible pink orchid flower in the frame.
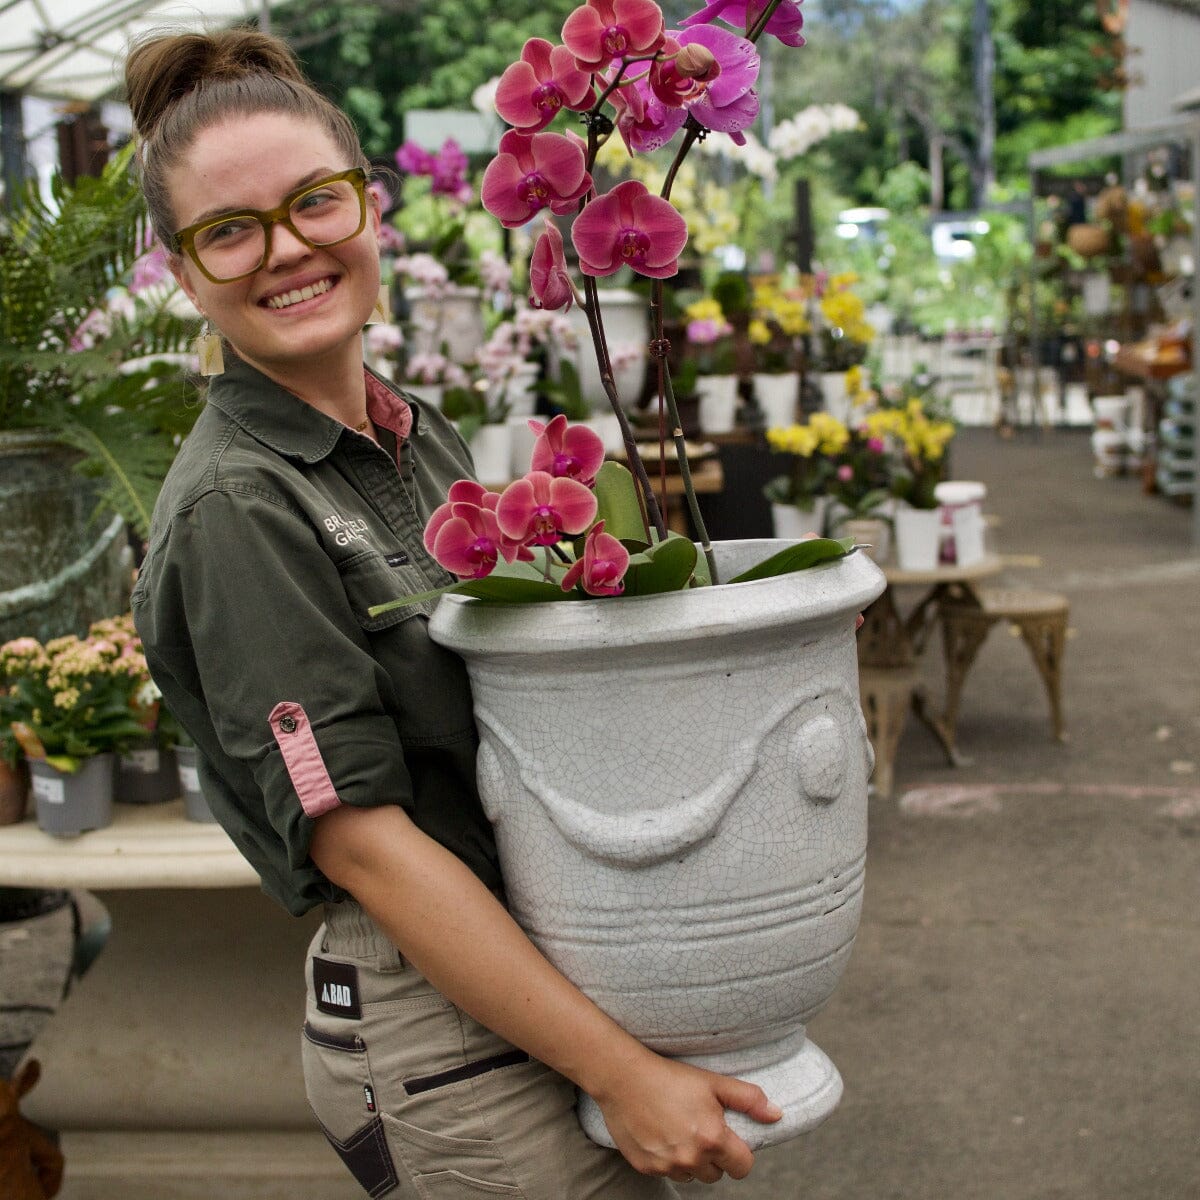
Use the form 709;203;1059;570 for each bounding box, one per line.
608;74;688;154
481;130;594;229
395;141;436;175
561;521;630;596
529;218;575;312
681;0;806;47
529;414;606;486
495;38;596;133
672;24;760;142
571;180;688;278
496;471;598;546
561;0;666;71
650;37;719;106
424;481;530;579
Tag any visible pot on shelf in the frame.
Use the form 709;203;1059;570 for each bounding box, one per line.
428;543;886;1149
29;754;114;837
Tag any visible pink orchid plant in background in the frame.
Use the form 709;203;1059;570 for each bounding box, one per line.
372;0;857;615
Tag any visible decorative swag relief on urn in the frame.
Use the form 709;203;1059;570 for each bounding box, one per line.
430;544;883;1149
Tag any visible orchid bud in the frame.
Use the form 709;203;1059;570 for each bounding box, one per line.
674;43;718;81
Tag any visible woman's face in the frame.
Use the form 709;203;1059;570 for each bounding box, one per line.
166;111;381;378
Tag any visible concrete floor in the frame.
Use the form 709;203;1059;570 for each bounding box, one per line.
718;425;1200;1199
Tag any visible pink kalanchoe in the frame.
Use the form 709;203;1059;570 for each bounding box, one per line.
495;38;596;133
481;130;593;229
529;218;575;312
680;0;806;47
608;75;688;154
496;471;598;546
529;414;606;486
562;0;666;71
561;521;630;597
571;180;688;278
424;481;529;580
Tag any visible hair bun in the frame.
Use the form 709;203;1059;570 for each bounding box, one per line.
125;29;305;140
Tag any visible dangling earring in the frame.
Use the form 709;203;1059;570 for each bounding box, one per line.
367;283;392;325
195;321;225;377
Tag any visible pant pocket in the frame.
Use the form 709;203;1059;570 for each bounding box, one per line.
302;1021;399;1198
382;1109;520;1198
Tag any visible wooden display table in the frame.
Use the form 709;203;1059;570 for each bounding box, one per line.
0;802;359;1199
857;555;1005;795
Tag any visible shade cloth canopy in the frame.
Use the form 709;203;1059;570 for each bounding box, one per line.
0;0;265;102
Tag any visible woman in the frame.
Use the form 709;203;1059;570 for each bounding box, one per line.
126;28;781;1199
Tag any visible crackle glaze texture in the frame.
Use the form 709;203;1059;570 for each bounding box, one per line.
428;542;886;1150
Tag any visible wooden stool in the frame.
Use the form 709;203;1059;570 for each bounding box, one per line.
859;666;918;800
938;588;1069;751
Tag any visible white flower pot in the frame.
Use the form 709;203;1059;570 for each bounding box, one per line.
771;497;829;539
468;423;514;487
429;543;886;1150
837;517;890;563
407;285;486;364
566;288;649;408
696;374;740;433
505;414;539;480
755;373;799;430
893;506;942;571
818;371;852;423
581;412;624;456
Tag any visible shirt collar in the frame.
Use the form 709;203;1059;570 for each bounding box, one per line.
205;356;417;464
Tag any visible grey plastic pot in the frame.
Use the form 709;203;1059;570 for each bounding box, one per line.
30;754;114;837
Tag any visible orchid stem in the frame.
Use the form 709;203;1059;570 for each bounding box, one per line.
650;280;719;585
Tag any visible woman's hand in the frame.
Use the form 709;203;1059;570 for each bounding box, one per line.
591;1048;782;1184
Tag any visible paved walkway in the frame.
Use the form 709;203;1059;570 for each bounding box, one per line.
719;426;1200;1199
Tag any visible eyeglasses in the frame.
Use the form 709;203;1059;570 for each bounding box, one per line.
172;167;369;284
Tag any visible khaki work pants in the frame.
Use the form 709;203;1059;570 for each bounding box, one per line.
301;898;680;1199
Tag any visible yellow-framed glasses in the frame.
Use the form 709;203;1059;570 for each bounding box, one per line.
171;167;369;284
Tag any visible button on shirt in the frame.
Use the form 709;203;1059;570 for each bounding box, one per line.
132;356;502;915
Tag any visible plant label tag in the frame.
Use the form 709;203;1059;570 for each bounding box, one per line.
33;775;65;805
123;749;160;773
179;765;200;793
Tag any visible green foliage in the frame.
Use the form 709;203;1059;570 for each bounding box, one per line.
0;145;200;536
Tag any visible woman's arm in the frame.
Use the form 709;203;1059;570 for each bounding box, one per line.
310;802;781;1185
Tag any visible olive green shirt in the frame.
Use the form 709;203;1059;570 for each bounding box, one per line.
131;357;501;915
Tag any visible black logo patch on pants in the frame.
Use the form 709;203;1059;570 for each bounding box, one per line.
313;957;362;1020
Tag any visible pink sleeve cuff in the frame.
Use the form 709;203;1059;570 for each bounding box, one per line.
268;702;341;819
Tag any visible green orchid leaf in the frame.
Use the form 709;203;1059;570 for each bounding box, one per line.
593;461;647;543
623;535;698;596
728;537;854;584
452;576;576;603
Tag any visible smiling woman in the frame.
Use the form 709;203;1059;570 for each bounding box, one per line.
122;24;782;1200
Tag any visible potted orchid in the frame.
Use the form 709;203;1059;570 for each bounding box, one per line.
373;0;887;1152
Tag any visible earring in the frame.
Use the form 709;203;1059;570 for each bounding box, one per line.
367;283;392;325
195;321;225;377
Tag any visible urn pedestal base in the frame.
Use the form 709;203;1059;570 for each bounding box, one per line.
578;1030;843;1150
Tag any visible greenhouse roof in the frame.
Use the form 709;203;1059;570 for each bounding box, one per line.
0;0;264;102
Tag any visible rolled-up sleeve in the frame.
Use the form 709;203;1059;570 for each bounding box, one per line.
139;488;410;872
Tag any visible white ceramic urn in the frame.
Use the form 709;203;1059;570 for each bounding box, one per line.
428;543;886;1149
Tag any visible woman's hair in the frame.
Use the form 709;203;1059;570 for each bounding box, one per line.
125;28;367;247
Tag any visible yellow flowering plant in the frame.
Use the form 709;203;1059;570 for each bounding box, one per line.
867;399;956;509
816;271;874;371
0;615;158;772
763;412;849;508
750;280;810;374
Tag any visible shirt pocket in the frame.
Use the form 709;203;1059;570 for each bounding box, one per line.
338;549;443;632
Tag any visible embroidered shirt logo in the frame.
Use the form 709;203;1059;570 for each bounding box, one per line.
323;512;369;547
